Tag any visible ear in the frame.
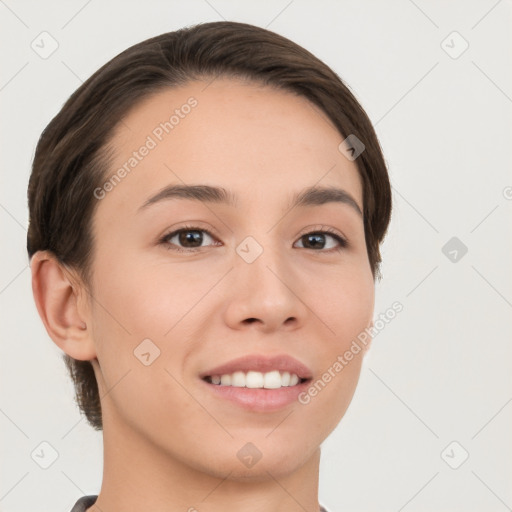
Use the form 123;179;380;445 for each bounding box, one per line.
30;250;97;361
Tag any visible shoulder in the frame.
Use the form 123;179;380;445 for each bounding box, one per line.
69;495;98;512
69;495;329;512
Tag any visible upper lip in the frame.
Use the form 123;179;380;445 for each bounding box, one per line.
200;354;313;380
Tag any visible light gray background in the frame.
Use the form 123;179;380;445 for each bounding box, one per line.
1;1;511;511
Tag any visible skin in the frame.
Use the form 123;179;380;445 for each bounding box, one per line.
31;78;375;512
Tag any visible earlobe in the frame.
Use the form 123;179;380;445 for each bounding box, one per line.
30;251;97;361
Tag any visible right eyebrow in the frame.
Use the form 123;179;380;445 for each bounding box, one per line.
138;184;237;212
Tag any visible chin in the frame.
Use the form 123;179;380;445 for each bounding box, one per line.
192;436;318;481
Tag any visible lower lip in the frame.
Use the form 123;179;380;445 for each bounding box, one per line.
201;378;311;412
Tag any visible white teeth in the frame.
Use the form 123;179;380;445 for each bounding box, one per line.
231;372;245;388
263;370;281;389
231;371;246;387
246;371;264;388
220;374;231;386
207;370;303;388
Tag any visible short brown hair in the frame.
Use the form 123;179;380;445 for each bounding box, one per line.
27;21;392;431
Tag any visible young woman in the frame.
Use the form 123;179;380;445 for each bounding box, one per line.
28;21;392;512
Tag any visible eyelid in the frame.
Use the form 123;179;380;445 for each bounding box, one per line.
296;224;349;244
159;221;221;240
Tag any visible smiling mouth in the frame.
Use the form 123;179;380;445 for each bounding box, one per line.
202;370;310;389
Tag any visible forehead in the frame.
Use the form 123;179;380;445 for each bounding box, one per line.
99;78;363;216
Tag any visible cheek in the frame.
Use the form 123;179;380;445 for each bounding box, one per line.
92;253;209;338
97;348;212;461
298;356;363;447
88;257;212;407
307;262;375;342
295;264;374;431
88;265;200;436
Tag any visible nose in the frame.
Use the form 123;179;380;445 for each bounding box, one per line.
222;241;308;333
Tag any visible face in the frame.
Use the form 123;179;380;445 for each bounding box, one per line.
86;78;374;479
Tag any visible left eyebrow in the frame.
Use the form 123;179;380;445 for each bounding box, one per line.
290;185;363;217
138;184;363;217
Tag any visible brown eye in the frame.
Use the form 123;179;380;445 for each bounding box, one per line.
160;226;218;253
295;231;347;252
159;225;348;254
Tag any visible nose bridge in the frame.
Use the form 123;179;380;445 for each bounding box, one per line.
235;232;288;291
225;231;304;329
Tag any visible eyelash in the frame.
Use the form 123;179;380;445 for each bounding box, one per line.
158;224;349;254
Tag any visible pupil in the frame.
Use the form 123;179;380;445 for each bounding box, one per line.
180;230;202;247
306;233;324;249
